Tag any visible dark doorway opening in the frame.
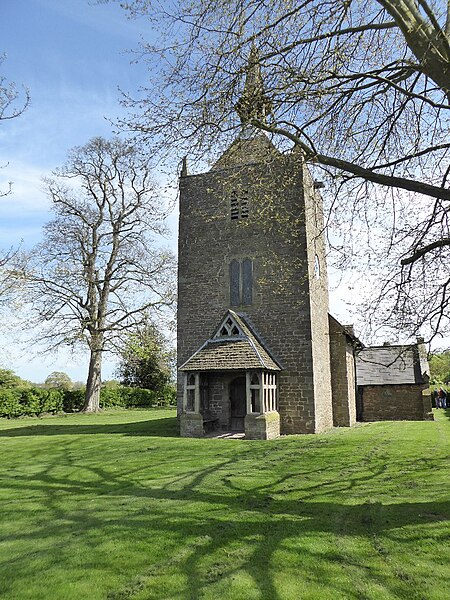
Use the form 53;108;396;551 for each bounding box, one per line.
229;376;246;431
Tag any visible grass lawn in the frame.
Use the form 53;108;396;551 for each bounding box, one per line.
0;409;449;600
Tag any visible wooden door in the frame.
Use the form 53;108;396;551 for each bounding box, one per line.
230;376;246;431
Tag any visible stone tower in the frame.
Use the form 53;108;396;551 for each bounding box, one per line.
177;53;333;438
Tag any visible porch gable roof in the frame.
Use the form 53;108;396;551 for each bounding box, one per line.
179;310;282;372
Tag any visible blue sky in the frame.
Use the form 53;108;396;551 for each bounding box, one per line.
0;0;177;382
0;0;367;383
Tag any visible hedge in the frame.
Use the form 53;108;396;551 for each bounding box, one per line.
0;388;64;418
63;385;176;412
0;383;176;418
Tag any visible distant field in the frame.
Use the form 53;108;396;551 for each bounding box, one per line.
0;408;449;600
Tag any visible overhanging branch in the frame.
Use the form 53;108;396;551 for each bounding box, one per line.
401;237;450;265
255;120;450;201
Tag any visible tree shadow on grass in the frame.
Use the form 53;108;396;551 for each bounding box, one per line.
1;444;449;600
0;416;179;438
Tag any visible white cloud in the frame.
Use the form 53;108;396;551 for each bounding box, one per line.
0;163;49;214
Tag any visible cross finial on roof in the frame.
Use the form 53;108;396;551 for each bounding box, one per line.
235;46;272;127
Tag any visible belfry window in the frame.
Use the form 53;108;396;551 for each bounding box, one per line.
230;189;249;220
230;258;253;306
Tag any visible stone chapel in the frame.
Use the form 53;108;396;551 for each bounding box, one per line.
176;53;431;439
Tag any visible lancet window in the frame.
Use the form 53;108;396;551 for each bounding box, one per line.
230;258;253;306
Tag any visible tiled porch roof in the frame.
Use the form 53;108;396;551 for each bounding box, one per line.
179;311;281;372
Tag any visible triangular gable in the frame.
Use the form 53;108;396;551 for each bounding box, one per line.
212;311;244;339
210;133;280;172
179;310;282;372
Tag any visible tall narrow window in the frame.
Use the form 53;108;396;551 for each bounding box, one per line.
246;371;262;414
230;259;240;306
242;258;253;305
185;373;196;412
230;258;253;306
250;372;261;413
314;254;320;279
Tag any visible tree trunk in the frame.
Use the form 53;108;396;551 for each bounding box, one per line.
83;347;103;412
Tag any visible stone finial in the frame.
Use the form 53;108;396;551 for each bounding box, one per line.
181;156;189;177
235;46;272;127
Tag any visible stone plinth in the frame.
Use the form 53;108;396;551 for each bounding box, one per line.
180;413;204;437
245;412;280;440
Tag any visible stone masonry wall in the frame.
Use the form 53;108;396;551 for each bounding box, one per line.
177;147;332;434
360;384;429;421
346;349;357;425
245;412;280;440
303;165;333;433
207;374;231;431
328;317;356;427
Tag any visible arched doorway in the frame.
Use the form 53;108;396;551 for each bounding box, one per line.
229;376;246;431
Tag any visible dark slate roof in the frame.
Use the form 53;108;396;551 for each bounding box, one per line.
356;345;429;386
179;310;282;372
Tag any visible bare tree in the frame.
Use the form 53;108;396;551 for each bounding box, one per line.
0;54;29;122
0;53;30;197
0;247;26;308
27;137;176;412
0;55;29;290
111;0;450;343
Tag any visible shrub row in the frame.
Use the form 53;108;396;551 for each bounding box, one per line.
0;388;64;418
63;385;176;412
0;384;176;418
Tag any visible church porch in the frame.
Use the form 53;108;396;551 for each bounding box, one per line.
179;370;280;440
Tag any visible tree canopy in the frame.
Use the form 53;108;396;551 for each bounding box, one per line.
44;371;73;390
26;137;176;411
116;322;175;393
112;0;450;345
429;350;450;384
0;368;29;389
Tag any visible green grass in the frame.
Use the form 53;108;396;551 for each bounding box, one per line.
0;409;449;600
